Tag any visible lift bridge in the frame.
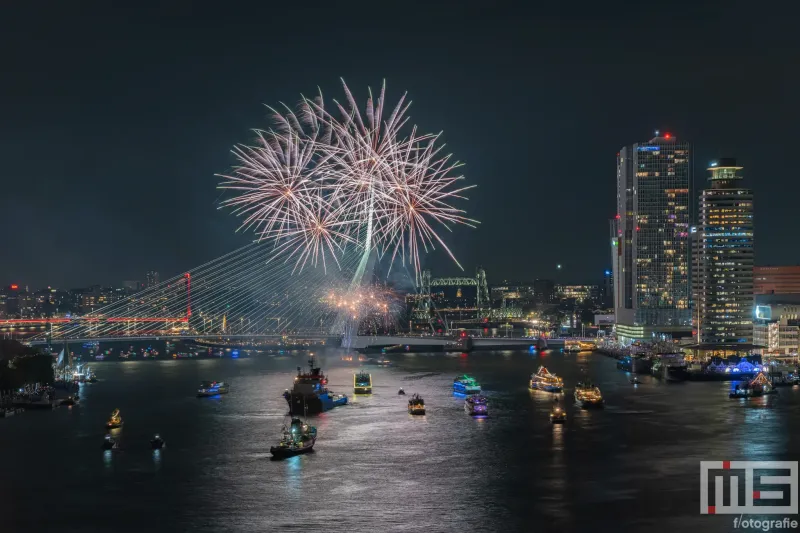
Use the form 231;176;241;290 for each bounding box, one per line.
412;267;490;321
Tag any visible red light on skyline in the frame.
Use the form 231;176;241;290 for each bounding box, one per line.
664;133;671;139
10;284;18;290
636;226;641;231
615;214;621;219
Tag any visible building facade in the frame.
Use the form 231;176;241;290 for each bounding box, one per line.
146;270;160;288
611;132;692;342
693;159;754;345
754;266;800;295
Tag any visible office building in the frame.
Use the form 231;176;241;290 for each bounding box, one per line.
754;266;800;295
533;279;555;305
610;132;692;343
693;159;754;345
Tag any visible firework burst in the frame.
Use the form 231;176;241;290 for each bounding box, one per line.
218;79;477;278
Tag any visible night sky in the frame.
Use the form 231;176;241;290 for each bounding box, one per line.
2;1;798;289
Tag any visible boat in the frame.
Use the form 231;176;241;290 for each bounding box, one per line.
574;381;604;408
60;396;79;406
102;434;117;450
529;366;563;392
398;388;406;395
270;417;317;458
150;434;165;450
363;357;392;366
197;381;230;397
283;357;348;415
353;372;372;394
564;344;581;353
630;377;641;385
408;393;426;415
550;406;566;423
730;372;779;399
105;409;123;429
453;375;481;394
464;394;488;416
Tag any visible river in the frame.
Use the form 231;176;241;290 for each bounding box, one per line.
1;349;797;532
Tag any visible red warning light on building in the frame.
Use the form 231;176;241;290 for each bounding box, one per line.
10;284;18;290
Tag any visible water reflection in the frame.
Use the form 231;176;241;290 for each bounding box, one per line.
103;450;113;469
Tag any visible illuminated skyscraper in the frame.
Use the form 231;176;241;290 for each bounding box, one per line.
694;158;754;345
610;132;692;342
146;270;160;288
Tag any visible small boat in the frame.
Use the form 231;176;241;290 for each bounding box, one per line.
630;377;641;385
197;381;230;397
529;366;563;392
102;434;117;450
105;409;123;429
354;372;372;394
730;372;779;399
60;396;79;406
398;388;406;395
550;406;566;423
574;381;604;408
270;418;317;458
464;395;488;416
150;434;165;450
408;393;426;415
453;375;481;394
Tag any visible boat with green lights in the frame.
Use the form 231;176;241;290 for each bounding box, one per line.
453;375;481;394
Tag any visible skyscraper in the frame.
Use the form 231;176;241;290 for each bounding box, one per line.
611;132;692;343
146;270;160;288
693;158;754;345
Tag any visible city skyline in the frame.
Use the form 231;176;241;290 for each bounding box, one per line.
2;3;798;287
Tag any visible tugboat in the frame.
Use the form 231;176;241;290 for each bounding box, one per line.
398;388;406;395
464;395;488;416
197;381;230;397
283;357;348;415
102;434;117;450
270;417;317;458
408;393;426;415
105;409;123;429
353;372;372;394
574;381;604;408
529;366;564;392
550;405;566;423
453;375;481;394
150;434;165;450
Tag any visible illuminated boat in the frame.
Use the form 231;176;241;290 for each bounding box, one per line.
550;406;566;423
105;409;123;429
730;372;778;399
453;375;481;394
529;366;563;392
150;434;165;450
354;372;372;394
270;418;317;458
197;381;230;397
102;434;118;450
574;381;604;408
283;357;348;415
464;394;488;416
408;393;426;415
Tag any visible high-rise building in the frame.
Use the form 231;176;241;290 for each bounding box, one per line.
601;270;614;308
533;279;555;305
754;266;800;295
693;158;754;345
146;270;160;288
610;132;692;342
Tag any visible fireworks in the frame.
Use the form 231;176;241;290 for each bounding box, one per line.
218;79;477;277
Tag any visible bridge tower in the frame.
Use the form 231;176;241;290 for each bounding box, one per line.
476;267;489;311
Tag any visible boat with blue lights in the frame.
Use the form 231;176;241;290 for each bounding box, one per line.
574;381;604;408
529;366;563;392
354;372;372;394
464;394;488;416
283;357;348;415
730;372;778;399
270;417;317;458
197;381;230;397
453;375;481;394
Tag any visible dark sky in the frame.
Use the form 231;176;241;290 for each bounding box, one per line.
2;1;798;289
